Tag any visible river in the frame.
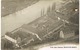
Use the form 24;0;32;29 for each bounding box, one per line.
1;0;63;36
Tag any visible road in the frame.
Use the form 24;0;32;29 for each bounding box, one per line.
21;35;79;50
5;35;78;50
1;34;79;50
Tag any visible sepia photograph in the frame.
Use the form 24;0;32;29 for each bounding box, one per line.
1;0;79;50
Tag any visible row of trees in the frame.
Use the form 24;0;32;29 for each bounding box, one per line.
40;3;56;18
40;0;79;21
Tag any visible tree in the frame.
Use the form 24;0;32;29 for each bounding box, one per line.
52;3;56;11
41;9;44;17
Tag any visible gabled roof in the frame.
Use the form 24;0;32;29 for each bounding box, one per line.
20;16;63;38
